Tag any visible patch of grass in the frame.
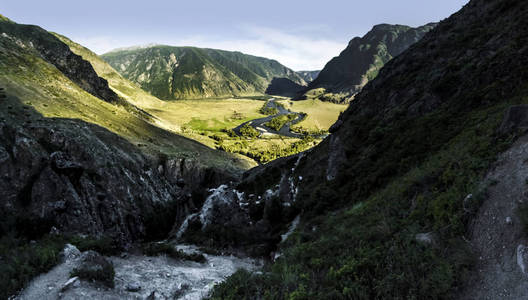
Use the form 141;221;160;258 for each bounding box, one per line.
68;236;123;256
208;269;283;299
279;99;345;132
0;235;65;299
142;242;206;263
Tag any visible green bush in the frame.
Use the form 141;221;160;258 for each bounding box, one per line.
68;235;122;256
70;254;115;288
142;242;206;263
239;124;260;138
0;235;65;299
264;114;297;131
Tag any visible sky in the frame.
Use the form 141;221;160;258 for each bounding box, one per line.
2;0;469;71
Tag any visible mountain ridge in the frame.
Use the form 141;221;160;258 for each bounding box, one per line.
303;22;436;103
102;45;306;99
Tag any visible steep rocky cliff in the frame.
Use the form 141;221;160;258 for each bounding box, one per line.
303;23;436;103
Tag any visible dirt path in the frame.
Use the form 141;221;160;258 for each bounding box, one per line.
460;134;528;299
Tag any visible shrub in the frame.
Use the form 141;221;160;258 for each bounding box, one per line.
70;251;115;288
0;235;65;299
142;242;206;263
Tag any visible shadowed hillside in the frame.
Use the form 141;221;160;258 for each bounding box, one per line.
303;23;436;103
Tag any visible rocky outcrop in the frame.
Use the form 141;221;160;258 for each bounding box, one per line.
0;116;186;243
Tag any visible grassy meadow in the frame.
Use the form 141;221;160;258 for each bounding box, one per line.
278;99;346;133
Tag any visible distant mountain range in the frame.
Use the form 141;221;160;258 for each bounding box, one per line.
296;70;320;83
102;46;306;99
302;23;436;103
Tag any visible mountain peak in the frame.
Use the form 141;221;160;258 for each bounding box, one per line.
102;46;306;99
304;22;435;103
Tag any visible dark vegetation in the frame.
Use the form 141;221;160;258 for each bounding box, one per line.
239;124;260;138
0;234;123;298
259;105;279;116
70;251;115;288
142;242;206;263
0;235;65;299
212;0;528;298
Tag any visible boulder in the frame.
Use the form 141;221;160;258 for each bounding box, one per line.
415;232;436;246
61;276;80;292
60;244;81;262
0;119;185;243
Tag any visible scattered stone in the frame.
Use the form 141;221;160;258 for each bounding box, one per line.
147;291;163;300
125;283;141;292
50;151;83;174
506;217;513;225
60;244;81;262
415;232;436;245
517;245;528;274
61;277;80;292
173;283;191;298
49;226;60;235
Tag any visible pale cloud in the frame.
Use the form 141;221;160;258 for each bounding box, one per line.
74;26;353;71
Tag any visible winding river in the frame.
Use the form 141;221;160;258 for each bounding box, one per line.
233;98;305;138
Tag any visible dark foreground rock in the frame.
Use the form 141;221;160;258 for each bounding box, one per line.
0;117;183;243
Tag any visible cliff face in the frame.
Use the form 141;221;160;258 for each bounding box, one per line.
304;23;436;103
